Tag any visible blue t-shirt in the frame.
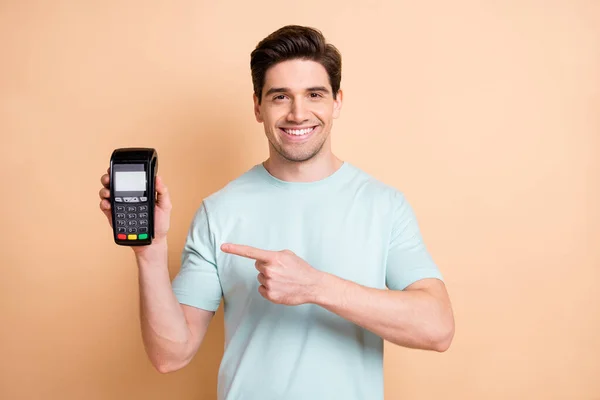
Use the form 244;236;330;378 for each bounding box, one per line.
172;161;443;400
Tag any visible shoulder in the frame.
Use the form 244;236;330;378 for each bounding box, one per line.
345;162;407;203
345;163;420;227
194;163;266;215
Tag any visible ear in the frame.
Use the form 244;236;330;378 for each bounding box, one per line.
332;89;343;119
253;93;263;123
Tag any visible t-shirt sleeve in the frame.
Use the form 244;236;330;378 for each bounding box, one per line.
171;201;223;311
385;192;444;290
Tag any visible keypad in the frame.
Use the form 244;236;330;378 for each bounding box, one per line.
115;199;150;241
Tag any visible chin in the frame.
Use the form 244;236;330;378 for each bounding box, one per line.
281;153;318;163
277;143;325;163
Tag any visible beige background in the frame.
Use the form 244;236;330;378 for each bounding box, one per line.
1;1;599;399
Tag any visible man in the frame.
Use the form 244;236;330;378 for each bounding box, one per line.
99;25;454;400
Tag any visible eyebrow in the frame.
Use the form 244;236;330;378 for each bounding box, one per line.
264;86;331;96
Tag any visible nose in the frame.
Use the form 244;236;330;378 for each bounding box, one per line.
287;98;310;123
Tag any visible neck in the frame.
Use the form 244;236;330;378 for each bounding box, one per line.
263;150;343;183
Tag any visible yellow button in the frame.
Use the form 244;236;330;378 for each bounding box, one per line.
128;234;137;240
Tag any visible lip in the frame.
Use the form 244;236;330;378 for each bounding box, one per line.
278;125;318;142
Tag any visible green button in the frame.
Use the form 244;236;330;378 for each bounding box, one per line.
138;233;148;240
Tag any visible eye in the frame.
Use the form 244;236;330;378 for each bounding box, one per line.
273;95;287;101
309;92;322;98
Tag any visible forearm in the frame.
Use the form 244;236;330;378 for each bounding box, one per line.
313;273;454;352
135;239;193;367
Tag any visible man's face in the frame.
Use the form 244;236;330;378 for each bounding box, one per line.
254;59;343;163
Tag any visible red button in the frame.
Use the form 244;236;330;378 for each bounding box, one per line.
117;234;126;240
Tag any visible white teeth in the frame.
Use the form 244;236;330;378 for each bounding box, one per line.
283;127;314;136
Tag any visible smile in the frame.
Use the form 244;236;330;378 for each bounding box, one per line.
281;127;316;136
279;126;317;141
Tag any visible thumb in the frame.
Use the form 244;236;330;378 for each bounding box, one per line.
155;176;172;210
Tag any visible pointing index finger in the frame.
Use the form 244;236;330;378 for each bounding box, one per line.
221;243;274;262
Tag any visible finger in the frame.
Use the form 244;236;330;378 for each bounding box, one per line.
155;175;172;210
257;272;267;287
99;200;113;227
258;285;267;298
101;173;110;189
255;260;268;272
99;199;111;211
99;187;110;200
221;243;274;262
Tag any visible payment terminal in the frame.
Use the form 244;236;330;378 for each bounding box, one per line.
109;148;158;246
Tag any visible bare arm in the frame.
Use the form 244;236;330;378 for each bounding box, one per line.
220;243;455;352
99;171;213;373
135;239;214;373
314;275;454;352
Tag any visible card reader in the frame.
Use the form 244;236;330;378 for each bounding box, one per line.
109;148;158;246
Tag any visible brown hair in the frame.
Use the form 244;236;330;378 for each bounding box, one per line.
250;25;342;104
